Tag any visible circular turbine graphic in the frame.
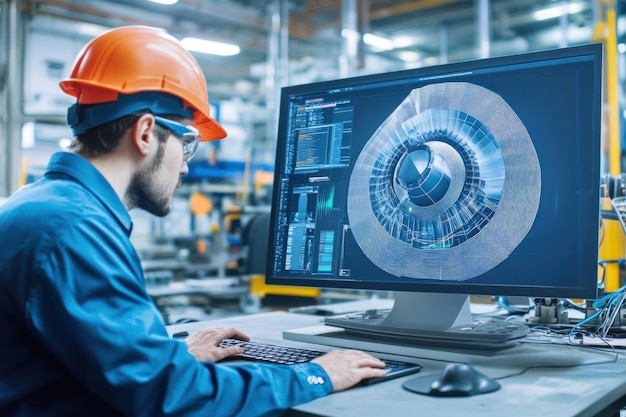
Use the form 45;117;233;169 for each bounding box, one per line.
347;82;541;280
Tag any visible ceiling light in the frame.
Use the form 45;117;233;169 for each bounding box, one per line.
21;123;35;149
147;0;179;5
341;28;361;42
181;37;240;56
533;2;585;21
398;51;420;62
363;33;395;51
392;36;415;49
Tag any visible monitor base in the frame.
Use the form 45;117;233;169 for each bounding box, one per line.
284;293;529;353
283;319;526;354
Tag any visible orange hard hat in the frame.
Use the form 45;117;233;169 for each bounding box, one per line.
60;25;227;141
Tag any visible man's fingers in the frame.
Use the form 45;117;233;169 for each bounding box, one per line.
360;357;386;369
184;327;249;362
312;350;391;392
219;327;250;342
220;345;244;358
187;327;250;346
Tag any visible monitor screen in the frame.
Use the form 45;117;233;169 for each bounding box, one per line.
266;44;602;346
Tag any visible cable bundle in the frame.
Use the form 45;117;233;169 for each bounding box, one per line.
573;286;626;338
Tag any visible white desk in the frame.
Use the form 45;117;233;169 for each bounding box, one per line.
167;311;626;417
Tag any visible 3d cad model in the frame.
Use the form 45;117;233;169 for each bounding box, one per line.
347;82;541;280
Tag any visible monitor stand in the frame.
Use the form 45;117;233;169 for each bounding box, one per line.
283;292;529;351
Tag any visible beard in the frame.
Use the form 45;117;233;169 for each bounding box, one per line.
127;142;180;217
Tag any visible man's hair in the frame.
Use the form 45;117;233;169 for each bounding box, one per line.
70;111;172;156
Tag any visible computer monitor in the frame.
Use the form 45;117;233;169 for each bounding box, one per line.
266;43;603;348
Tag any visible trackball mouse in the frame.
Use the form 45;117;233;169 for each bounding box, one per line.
402;363;500;397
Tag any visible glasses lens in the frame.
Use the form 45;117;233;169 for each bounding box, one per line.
180;131;200;161
154;116;201;162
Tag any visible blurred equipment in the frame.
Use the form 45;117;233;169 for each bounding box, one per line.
599;174;626;293
189;191;213;256
527;298;570;325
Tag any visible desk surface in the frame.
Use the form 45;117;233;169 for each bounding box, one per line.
167;311;626;417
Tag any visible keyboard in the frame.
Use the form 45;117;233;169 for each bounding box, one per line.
323;314;530;349
219;339;422;385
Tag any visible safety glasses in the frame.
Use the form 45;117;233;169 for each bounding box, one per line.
154;115;201;162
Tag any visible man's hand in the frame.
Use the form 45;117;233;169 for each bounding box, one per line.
185;327;250;362
311;350;387;392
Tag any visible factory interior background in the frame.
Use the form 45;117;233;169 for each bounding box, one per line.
1;0;625;322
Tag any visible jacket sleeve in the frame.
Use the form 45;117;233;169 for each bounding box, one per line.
24;216;332;417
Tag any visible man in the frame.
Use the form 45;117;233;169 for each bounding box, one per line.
0;26;387;416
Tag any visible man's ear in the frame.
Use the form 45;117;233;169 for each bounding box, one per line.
129;113;157;156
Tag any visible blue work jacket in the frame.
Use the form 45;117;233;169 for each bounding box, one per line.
0;152;331;416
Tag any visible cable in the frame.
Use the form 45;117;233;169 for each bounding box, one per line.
572;285;626;338
493;296;533;315
562;298;587;314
